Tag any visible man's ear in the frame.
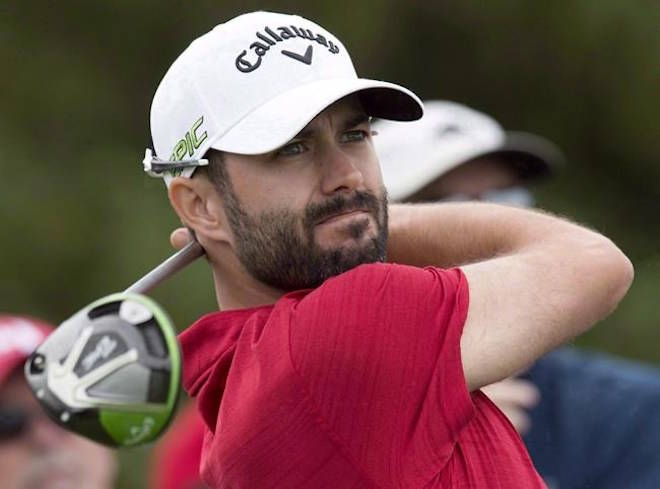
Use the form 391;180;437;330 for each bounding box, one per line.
167;176;232;244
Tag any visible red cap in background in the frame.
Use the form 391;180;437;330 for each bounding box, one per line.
0;315;52;386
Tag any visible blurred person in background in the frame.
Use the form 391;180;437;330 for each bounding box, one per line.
0;315;117;489
374;100;660;489
150;400;207;489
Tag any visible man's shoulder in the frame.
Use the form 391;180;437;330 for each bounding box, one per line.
319;262;463;290
295;263;465;312
322;261;418;285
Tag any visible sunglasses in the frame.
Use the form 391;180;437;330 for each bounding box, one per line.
440;186;535;208
0;406;30;441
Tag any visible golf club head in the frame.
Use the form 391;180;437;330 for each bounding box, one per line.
24;292;181;447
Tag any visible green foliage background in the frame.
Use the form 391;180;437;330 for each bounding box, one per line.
2;1;658;487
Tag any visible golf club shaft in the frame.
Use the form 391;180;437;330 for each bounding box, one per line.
124;241;205;294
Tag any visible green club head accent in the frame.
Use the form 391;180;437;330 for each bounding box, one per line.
24;293;181;447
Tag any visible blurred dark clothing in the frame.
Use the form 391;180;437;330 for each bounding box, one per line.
524;347;660;489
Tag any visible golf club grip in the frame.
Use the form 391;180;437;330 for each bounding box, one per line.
124;241;205;294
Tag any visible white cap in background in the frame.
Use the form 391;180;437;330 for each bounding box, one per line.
374;100;564;201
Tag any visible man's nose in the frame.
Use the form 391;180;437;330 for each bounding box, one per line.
319;144;364;195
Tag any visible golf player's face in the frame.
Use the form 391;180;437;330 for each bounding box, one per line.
220;95;388;291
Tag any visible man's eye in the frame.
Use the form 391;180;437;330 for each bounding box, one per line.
341;130;368;142
276;141;306;157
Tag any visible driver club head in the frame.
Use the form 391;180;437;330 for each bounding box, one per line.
24;292;181;447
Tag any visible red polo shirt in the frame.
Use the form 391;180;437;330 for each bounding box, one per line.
180;263;545;488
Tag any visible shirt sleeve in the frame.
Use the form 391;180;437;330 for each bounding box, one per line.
289;262;474;488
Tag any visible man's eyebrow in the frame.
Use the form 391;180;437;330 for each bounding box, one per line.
292;113;370;140
342;113;370;130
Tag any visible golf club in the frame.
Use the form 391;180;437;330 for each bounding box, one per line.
24;240;204;447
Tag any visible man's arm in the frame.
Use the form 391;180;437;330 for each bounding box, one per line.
387;202;634;391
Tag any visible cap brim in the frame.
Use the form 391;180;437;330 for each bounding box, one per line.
484;131;565;180
210;77;423;155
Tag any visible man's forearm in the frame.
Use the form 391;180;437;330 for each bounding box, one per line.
386;202;592;268
387;203;633;391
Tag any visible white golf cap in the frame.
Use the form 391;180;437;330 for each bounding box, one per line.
147;11;423;185
374;100;564;201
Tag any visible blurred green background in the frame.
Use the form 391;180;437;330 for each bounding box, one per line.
2;1;658;487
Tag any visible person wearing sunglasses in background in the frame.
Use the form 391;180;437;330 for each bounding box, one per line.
374;100;660;489
0;315;117;489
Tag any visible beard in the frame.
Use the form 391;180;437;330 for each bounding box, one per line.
222;185;389;291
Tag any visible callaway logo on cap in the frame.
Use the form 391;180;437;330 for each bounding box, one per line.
145;10;423;186
235;24;341;73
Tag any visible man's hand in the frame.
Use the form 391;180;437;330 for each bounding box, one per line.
482;377;540;434
170;227;192;250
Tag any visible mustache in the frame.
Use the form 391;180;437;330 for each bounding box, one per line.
303;190;383;228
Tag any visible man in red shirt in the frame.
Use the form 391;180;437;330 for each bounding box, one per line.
147;11;633;489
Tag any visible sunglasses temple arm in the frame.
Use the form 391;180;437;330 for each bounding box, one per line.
124;241;205;295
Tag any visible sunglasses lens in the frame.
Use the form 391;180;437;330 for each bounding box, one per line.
0;408;28;440
440;187;535;208
482;187;535;207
